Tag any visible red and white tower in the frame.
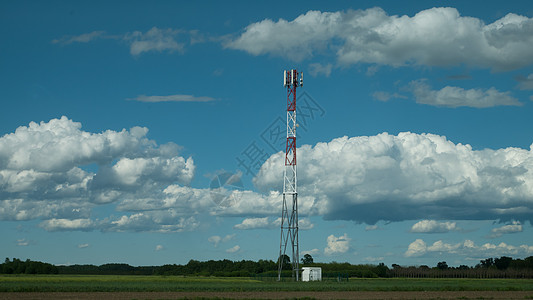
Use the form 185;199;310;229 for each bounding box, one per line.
278;69;303;281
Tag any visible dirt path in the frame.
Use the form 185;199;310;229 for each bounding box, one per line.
2;291;533;299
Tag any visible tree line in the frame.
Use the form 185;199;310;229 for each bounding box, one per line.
2;256;533;278
390;256;533;278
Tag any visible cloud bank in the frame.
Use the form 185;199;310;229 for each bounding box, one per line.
227;7;533;71
254;132;533;224
4;117;533;232
405;238;533;258
0;116;196;232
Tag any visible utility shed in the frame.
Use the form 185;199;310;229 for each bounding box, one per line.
301;267;322;281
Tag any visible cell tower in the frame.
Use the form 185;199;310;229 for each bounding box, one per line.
278;69;303;281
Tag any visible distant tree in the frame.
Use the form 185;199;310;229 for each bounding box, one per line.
437;261;448;270
277;254;291;270
525;256;533;269
479;258;494;268
494;256;512;270
301;254;314;264
373;262;389;277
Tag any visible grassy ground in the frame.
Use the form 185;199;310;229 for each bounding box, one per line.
1;275;533;293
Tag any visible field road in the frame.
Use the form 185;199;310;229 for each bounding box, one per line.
2;291;533;299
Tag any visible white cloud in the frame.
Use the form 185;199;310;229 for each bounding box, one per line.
227;7;533;71
129;94;216;103
52;31;107;45
53;27;201;57
409;80;521;108
324;233;351;255
234;217;314;230
301;248;320;256
308;63;332;77
373;91;392;102
406;239;462;257
298;218;315;230
208;234;235;247
405;239;427;257
78;243;89;249
234;217;270;230
124;27;184;56
208;235;222;247
107;214;199;233
411;220;459;233
405;239;533;258
17;239;29;246
490;221;522;238
7;117;533;233
226;245;240;253
225;10;340;61
155;245;164;251
253;132;533;224
40;219;96;231
365;225;380;231
0;116;196;233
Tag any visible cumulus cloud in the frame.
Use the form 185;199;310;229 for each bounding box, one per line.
254;132;533;224
0;116;197;232
234;217;314;230
226;245;240;253
489;221;523;238
409;80;521;108
106;214;199;233
40;219;96;232
298;218;315;230
405;238;533;258
227;7;533;71
405;239;462;257
234;217;270;230
411;220;459;233
324;233;351;255
208;234;235;247
129;94;216;103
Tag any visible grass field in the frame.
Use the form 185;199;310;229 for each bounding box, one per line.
1;275;533;293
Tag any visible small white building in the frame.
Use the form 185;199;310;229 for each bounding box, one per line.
301;267;322;281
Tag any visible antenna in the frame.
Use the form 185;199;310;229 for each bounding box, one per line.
278;69;303;281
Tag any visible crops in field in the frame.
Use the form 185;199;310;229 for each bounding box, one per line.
1;275;533;293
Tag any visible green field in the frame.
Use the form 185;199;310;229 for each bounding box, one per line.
1;275;533;293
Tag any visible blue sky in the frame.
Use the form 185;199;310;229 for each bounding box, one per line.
2;0;533;268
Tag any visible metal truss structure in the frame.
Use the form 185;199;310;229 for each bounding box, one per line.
278;69;303;281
